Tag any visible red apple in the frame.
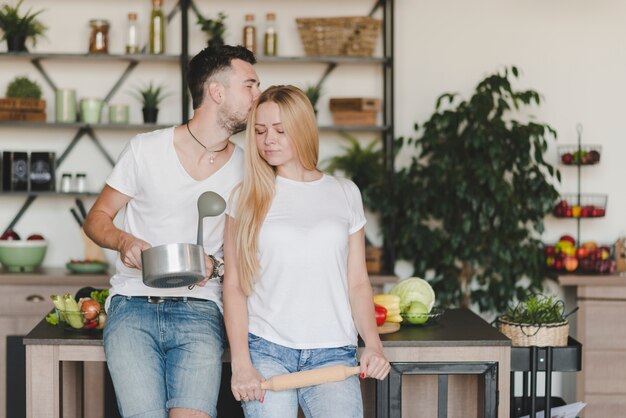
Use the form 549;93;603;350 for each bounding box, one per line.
544;246;555;256
561;153;574;164
576;247;589;259
0;229;20;240
559;235;576;245
554;258;564;270
27;234;45;240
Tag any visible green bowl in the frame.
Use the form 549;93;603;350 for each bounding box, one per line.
0;240;48;272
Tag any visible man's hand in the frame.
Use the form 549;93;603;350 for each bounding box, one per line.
118;235;151;269
196;254;215;287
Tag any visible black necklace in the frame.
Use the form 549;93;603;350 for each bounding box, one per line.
186;123;230;164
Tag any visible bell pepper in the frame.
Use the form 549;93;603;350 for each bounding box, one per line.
374;304;387;326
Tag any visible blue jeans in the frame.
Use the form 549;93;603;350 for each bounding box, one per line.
242;333;363;418
104;296;224;418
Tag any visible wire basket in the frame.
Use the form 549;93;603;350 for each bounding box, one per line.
557;144;602;165
498;317;569;347
295;16;382;57
553;193;607;218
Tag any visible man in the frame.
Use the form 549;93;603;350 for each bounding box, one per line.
83;45;260;418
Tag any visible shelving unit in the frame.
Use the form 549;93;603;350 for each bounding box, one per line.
554;124;606;246
1;0;395;273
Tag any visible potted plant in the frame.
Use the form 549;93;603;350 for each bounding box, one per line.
0;0;47;52
497;294;571;347
376;66;561;313
197;11;227;47
324;134;387;273
131;82;168;124
0;75;46;121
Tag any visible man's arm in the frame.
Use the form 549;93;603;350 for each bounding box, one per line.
83;185;151;269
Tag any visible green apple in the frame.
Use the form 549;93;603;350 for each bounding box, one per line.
403;301;429;324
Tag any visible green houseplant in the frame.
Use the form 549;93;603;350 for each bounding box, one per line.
497;293;570;346
131;82;169;124
324;134;388;272
377;66;561;314
0;0;47;51
5;75;42;98
197;12;227;47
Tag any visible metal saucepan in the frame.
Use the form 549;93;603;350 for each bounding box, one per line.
141;191;226;288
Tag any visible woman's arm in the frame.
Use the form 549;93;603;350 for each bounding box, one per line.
223;215;265;402
347;228;391;380
83;185;150;269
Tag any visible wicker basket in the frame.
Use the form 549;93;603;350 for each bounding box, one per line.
498;317;569;347
296;16;382;57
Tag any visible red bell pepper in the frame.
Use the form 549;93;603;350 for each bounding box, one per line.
374;303;387;326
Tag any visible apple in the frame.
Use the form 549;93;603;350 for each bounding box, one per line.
554;258;564;270
588;150;600;164
571;206;581;218
546;256;556;268
592;207;605;217
582;241;598;252
27;234;45;240
576;247;589;259
561;153;573;164
579;258;592;272
565;208;573;217
0;229;20;240
544;246;555;256
559;235;576;245
563;256;578;272
580;206;590;217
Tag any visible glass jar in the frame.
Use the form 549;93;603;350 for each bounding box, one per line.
263;13;277;56
126;12;140;54
89;19;110;53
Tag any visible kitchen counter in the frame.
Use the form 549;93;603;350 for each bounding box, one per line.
0;267;110;286
24;308;511;418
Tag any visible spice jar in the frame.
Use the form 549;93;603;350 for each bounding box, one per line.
75;173;87;193
89;19;110;53
60;173;72;193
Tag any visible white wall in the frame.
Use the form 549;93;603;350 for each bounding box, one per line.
2;2;621;267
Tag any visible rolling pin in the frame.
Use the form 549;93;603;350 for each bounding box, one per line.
260;365;360;391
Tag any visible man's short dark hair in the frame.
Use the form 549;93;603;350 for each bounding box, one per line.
188;45;256;109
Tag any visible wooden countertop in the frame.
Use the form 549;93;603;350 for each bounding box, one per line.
0;267;111;286
24;308;510;348
559;274;626;287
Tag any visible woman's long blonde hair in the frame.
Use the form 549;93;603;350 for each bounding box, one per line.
234;85;319;295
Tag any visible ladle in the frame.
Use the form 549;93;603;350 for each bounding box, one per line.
196;191;227;245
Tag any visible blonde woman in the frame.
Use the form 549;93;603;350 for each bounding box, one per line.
223;85;390;418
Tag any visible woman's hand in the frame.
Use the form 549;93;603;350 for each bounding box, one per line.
195;254;215;287
231;363;265;402
359;346;390;380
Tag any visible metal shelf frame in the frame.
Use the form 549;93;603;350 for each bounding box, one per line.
1;0;395;248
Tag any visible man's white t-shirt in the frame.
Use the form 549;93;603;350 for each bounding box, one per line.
106;127;244;311
228;174;366;349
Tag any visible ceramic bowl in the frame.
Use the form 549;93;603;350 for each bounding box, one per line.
0;240;47;272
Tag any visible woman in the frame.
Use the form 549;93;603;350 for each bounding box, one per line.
223;85;390;418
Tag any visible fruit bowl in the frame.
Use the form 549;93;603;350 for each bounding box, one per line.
557;144;601;165
401;307;445;326
66;260;109;274
53;308;106;331
553;194;607;218
0;240;48;272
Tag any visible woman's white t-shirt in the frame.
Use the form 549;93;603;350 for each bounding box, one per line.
228;174;366;349
106;127;244;311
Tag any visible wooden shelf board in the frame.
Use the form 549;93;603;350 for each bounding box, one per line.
558;274;626;286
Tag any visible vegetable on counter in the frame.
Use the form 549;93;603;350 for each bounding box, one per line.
373;294;402;323
48;291;108;330
374;304;387;326
389;277;435;313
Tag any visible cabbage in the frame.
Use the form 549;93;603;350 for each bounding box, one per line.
389;277;435;312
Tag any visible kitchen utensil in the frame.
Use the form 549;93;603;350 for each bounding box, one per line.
196;191;227;245
70;208;83;227
141;191;226;288
76;198;88;219
260;365;360;391
141;243;206;288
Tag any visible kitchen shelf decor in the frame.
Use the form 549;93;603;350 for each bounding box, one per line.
545;124;615;275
